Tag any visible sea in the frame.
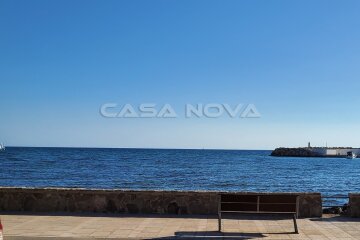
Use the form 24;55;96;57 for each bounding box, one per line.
1;147;359;205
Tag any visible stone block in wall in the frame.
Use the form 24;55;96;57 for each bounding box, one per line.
298;193;322;218
349;193;360;217
162;191;217;215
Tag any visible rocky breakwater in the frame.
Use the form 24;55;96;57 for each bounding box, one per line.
271;148;320;157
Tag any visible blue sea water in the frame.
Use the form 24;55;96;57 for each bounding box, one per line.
0;147;359;199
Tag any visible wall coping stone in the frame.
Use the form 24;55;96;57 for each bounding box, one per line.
0;187;321;195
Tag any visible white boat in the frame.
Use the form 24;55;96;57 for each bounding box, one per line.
346;151;356;159
0;143;5;151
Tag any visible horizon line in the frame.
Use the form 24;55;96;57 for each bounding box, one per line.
3;146;272;151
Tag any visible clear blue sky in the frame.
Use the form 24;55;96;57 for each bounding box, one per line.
1;0;360;149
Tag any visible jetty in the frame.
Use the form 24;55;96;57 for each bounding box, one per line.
271;142;360;158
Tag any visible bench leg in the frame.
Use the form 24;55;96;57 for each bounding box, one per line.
218;212;222;232
293;214;298;234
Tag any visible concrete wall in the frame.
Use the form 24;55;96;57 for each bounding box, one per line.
0;187;322;218
338;149;360;156
312;148;327;156
312;148;360;156
349;193;360;217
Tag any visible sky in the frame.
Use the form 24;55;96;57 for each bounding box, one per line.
1;0;360;149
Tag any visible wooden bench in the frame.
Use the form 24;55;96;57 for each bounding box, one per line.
218;193;299;234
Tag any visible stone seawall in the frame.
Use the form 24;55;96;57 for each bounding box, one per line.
0;187;322;218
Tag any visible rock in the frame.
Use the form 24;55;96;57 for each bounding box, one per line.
323;206;345;215
334;207;342;214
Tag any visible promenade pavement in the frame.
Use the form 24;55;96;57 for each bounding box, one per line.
1;213;360;239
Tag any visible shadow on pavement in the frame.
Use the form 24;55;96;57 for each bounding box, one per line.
148;231;265;239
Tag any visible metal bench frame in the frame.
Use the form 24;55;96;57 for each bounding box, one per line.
218;194;299;234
